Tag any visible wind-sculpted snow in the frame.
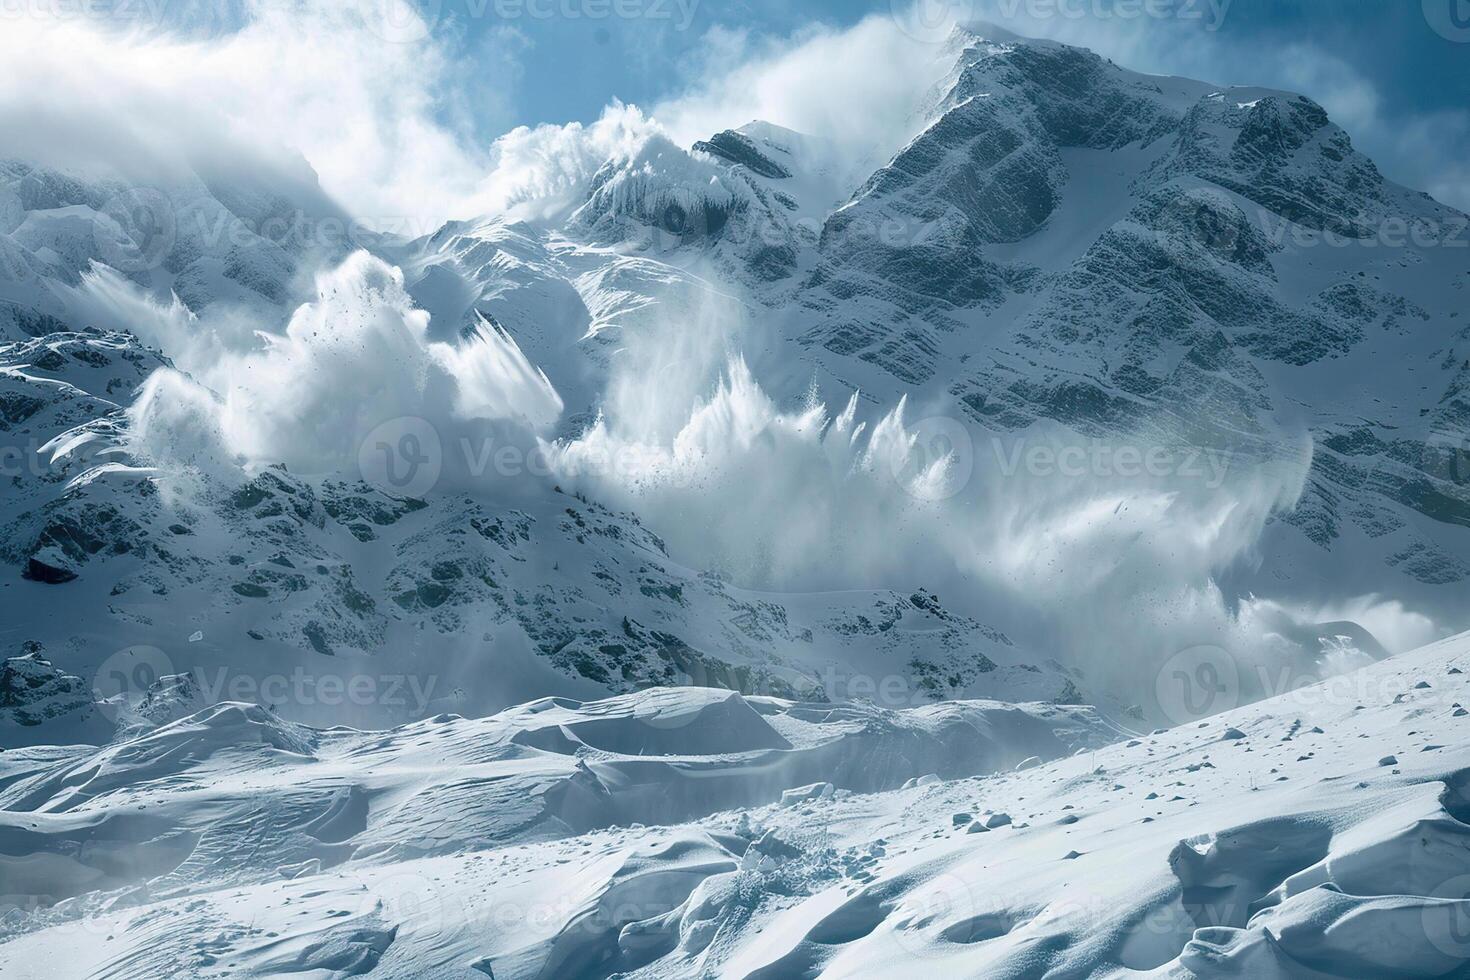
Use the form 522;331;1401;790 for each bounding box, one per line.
0;687;1111;938
2;633;1467;978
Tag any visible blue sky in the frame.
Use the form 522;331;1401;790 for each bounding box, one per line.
54;0;1466;220
417;0;1470;209
450;1;1470;134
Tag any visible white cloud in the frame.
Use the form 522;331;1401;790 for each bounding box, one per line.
465;101;668;219
0;1;512;229
128;250;562;479
9;0;1461;234
651;14;959;182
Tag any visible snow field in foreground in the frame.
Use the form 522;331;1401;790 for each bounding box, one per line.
0;632;1468;977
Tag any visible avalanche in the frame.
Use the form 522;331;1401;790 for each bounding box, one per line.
1;11;1469;979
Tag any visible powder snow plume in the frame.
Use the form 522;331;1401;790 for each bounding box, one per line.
126;252;561;483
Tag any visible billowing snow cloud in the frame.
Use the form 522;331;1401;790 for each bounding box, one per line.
546;342;1320;705
651;16;960;189
128;251;561;481
0;1;498;229
11;0;1462;229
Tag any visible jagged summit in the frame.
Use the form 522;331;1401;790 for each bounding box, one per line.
693;127;793;179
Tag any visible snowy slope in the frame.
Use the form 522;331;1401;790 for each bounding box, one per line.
0;631;1465;978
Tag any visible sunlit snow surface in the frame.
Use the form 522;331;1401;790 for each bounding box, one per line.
1;633;1468;978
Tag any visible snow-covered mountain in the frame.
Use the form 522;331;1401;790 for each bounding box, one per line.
3;25;1468;734
2;18;1470;977
393;26;1470;701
